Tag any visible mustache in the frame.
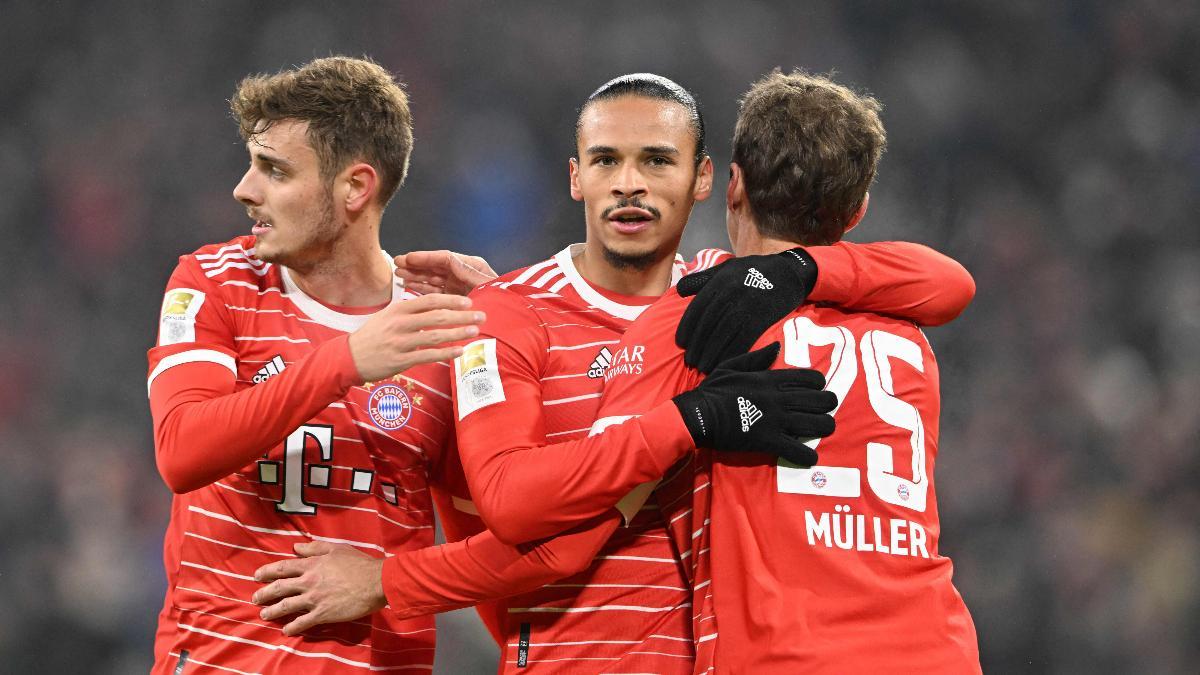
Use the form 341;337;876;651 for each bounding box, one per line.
601;198;660;220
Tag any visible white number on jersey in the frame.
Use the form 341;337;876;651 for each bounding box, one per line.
778;317;929;512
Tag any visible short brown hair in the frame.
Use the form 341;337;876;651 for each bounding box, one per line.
732;69;886;245
231;56;413;205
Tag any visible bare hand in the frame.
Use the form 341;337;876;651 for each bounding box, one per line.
394;250;498;296
348;293;485;382
252;542;386;636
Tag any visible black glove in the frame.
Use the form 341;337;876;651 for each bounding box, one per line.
672;343;836;466
676;248;818;374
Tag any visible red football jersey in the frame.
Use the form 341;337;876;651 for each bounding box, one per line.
597;282;981;673
451;244;696;673
147;236;457;674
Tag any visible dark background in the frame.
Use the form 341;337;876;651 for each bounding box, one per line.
1;1;1197;672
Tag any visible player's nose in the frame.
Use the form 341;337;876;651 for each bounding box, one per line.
233;168;261;206
610;164;648;198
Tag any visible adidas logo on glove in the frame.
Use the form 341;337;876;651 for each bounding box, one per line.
743;267;774;290
737;396;763;432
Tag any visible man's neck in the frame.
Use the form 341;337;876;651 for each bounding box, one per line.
286;233;393;308
573;244;676;297
733;222;808;257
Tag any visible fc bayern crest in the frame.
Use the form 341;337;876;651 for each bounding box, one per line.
367;383;413;431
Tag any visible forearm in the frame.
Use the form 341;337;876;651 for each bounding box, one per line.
382;511;621;619
808;241;976;325
151;336;361;493
466;402;691;544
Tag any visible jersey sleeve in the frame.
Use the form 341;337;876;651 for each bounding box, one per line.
596;291;700;433
593;292;702;517
146;255;361;493
452;284;694;545
380;510;621;622
806;241;975;326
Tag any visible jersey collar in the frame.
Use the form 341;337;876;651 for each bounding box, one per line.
553;244;685;321
279;250;403;333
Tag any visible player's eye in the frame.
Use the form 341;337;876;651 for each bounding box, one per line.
593;156;617;167
268;166;286;179
648;156;674;167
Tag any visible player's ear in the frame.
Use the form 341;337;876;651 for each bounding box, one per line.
727;163;746;213
693;155;713;202
844;192;869;233
342;162;379;214
568;157;583;202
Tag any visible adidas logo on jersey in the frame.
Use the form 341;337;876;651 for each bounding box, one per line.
587;347;614;378
253;355;286;383
737;396;763;432
744;267;774;290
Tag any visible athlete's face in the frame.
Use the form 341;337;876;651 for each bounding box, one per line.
233;119;340;266
570;96;712;269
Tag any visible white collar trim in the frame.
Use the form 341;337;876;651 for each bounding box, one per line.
280;250;401;333
553;244;685;321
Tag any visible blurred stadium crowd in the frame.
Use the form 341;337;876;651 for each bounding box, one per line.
1;1;1196;672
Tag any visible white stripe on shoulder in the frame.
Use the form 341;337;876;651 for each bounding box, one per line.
531;268;565;289
199;248;265;270
509;259;559;286
193;243;252;261
147;349;237;395
204;261;273;279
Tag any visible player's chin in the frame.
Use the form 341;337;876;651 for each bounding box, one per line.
601;241;666;270
252;240;284;263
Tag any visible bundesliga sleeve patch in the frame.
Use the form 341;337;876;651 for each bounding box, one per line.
454;338;506;420
158;288;206;346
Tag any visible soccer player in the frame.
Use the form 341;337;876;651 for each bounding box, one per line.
149;59;836;674
595;70;982;673
253;73;977;672
145;56;489;673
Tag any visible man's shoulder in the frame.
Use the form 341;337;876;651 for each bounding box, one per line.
683;248;733;275
768;304;931;353
172;235;280;294
640;287;691;326
468;255;577;314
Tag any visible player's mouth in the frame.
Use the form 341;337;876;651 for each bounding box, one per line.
606;207;656;235
251;220;274;236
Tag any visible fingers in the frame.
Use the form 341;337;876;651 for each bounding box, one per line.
402;250;457;272
253;577;308;607
399;307;486;332
282;610;324;637
771;367;827;390
786;413;836;439
402;281;447;296
446;254;498;287
676;267;716;298
254;557;311;583
391;292;473;314
777;442;819;467
784;390;839;414
295;541;336;557
712;342;781;373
